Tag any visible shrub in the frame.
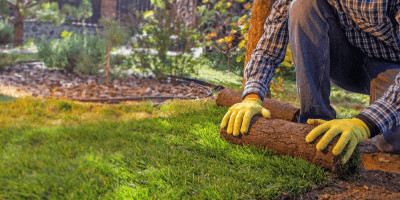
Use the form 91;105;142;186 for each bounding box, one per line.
204;51;245;76
0;53;18;69
38;31;106;75
0;20;13;45
130;1;200;77
0;53;38;70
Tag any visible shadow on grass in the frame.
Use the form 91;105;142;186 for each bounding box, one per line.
0;94;15;102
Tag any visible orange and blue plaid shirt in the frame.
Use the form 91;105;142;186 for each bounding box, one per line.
243;0;400;135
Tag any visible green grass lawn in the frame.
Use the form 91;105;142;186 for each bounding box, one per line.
0;94;15;102
0;57;370;199
0;97;328;199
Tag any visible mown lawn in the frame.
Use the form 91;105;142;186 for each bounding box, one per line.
0;96;329;199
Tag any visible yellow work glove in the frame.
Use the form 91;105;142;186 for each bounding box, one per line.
220;98;271;136
306;118;370;164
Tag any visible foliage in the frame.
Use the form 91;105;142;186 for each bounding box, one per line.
130;0;200;77
204;51;245;76
197;0;296;96
0;20;13;45
37;31;106;75
269;46;296;93
0;53;38;69
100;18;130;85
0;0;60;45
0;53;19;69
0;97;329;199
198;0;251;74
101;19;129;48
0;0;93;46
60;0;93;23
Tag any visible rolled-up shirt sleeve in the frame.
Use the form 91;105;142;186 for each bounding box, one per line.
242;0;292;101
358;72;400;137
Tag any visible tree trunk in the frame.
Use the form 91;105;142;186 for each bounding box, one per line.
13;9;24;47
220;116;361;174
243;0;276;98
216;88;300;122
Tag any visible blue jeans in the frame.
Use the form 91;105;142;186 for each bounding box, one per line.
288;0;400;150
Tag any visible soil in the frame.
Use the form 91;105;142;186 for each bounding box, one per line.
298;147;400;200
362;153;400;174
299;169;400;200
0;62;213;103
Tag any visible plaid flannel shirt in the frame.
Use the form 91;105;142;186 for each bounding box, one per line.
243;0;400;136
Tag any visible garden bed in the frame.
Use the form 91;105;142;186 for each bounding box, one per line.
0;61;216;103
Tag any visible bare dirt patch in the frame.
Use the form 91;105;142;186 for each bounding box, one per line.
0;62;214;103
362;153;400;174
299;145;400;200
300;169;400;200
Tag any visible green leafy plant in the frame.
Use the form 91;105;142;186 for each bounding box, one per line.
101;18;129;85
0;20;13;45
0;0;60;46
130;0;200;77
60;0;93;24
0;53;19;69
0;0;92;46
0;53;38;69
37;31;106;75
198;0;251;74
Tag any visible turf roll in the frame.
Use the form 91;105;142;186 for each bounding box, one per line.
220;116;361;174
215;88;300;122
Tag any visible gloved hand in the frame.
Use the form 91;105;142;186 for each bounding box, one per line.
221;98;271;136
306;118;370;164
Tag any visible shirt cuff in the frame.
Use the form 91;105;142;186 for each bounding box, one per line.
359;99;400;136
356;113;380;138
242;81;269;101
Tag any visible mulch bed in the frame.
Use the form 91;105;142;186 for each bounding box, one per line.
0;61;214;103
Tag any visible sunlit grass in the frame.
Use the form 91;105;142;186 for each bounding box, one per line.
192;65;243;91
0;97;156;128
0;96;329;199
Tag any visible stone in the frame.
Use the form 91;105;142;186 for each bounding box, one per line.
32;26;38;33
144;87;152;94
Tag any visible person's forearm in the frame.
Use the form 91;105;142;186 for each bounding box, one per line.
359;72;400;136
242;0;292;101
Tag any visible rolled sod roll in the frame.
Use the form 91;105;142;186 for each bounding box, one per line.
216;88;300;122
220;116;361;174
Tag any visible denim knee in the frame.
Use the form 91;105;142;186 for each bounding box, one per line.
288;0;315;26
289;0;334;30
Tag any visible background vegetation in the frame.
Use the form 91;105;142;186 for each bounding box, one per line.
38;31;106;74
0;20;13;45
